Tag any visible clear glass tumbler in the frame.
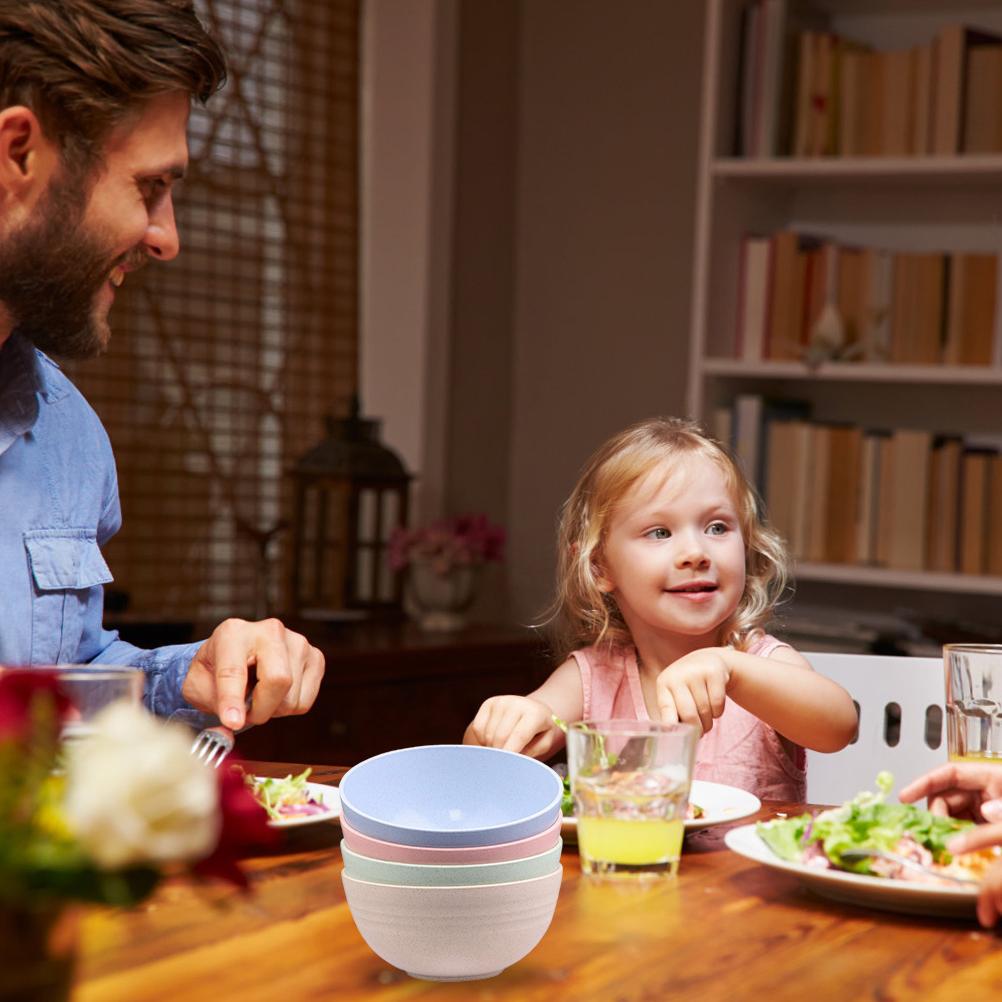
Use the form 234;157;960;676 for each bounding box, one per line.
567;719;697;880
945;644;1002;763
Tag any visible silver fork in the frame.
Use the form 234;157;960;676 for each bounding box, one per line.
190;725;235;768
838;848;979;886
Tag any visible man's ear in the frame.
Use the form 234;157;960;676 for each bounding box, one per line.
0;106;58;203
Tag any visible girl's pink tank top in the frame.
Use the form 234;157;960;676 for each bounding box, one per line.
570;634;807;802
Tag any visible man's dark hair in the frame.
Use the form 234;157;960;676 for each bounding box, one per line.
0;0;226;176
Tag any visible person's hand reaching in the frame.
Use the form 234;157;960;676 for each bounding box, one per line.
463;695;559;757
898;762;1002;823
900;761;1002;929
655;648;731;735
181;618;325;729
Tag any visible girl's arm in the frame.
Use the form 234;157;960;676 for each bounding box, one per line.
656;645;857;752
463;657;584;759
722;645;857;751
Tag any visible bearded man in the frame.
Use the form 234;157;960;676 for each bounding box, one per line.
0;0;324;730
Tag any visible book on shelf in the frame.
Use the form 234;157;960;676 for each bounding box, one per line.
861;248;893;362
764;417;812;556
890;254;945;365
724;394;1002;578
964;45;1002;154
880;428;931;572
959;448;994;575
804;423;831;563
988;455;1002;576
711;404;733;452
943;253;999;366
932;25;1002;156
735;236;773;361
881;47;914;157
836;245;867;352
740;12;1002;159
730;393;811;493
925;436;963;573
855;430;885;565
731;231;999;367
792;29;815;157
912;41;934;156
824;424;863;564
739;0;827;157
766;230;824;360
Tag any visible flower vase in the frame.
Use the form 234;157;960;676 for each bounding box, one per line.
0;902;80;1002
407;561;478;632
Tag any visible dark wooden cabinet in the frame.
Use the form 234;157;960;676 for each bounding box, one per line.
235;620;552;765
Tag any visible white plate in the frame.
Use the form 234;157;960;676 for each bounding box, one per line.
254;779;341;829
560;779;761;838
724;822;978;918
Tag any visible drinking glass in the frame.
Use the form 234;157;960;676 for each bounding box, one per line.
944;644;1002;763
566;720;697;880
54;666;144;742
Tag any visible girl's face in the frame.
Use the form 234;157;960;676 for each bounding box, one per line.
596;454;746;648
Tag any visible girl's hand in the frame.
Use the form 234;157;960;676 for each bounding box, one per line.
463;695;559;757
899;763;1002;822
655;648;731;735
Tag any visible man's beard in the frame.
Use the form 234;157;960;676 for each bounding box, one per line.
0;171;122;360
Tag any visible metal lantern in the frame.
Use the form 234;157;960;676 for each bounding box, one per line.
289;402;411;615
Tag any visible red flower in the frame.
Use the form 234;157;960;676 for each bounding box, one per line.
0;669;71;741
192;762;278;889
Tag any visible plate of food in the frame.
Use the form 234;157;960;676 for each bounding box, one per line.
559;776;761;839
246;769;341;828
724;772;997;918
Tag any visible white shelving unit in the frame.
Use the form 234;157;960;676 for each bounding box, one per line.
689;0;1002;615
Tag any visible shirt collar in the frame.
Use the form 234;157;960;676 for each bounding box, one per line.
0;332;66;456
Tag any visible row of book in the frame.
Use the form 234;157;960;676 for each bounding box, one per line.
738;0;1002;157
717;395;1002;577
735;231;999;366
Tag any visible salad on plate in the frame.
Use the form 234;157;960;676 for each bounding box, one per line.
756;772;998;885
242;767;330;822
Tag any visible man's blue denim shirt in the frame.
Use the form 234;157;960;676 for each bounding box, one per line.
0;332;208;723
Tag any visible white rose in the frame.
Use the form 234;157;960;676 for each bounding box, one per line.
63;702;220;870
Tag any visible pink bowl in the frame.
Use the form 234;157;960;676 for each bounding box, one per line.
341;813;562;865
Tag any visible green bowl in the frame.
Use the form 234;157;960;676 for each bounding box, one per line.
340;838;562;887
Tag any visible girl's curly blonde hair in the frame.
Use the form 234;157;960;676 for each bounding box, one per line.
548;416;789;660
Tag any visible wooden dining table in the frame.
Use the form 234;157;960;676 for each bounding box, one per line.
71;762;1002;1002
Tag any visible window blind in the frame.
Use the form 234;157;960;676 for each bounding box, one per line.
67;0;360;623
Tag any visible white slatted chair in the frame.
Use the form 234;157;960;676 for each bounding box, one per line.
804;652;947;805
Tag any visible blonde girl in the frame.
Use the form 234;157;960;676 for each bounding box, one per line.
464;417;856;800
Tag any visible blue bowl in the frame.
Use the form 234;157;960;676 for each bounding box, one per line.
339;745;563;847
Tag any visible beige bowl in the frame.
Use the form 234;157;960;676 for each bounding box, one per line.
341;867;562;981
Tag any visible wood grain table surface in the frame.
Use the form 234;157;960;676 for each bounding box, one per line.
71;762;1002;1002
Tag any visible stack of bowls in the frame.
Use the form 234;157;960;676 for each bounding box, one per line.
339;744;564;981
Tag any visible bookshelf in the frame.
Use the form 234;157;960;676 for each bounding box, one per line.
689;0;1002;635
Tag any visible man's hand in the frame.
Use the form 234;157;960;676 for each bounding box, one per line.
181;618;325;729
655;648;731;735
899;761;1002;929
463;695;558;757
899;762;1002;822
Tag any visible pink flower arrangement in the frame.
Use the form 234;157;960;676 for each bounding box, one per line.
389;514;506;577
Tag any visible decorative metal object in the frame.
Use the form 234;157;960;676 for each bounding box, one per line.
289;401;410;615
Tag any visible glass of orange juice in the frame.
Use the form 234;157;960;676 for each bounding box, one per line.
945;644;1002;763
567;720;697;880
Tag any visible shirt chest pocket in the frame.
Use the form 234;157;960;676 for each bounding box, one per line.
24;530;113;665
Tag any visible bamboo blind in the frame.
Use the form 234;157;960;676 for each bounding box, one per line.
67;0;359;623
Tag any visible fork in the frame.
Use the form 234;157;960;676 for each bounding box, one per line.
838;848;979;886
190;725;235;768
